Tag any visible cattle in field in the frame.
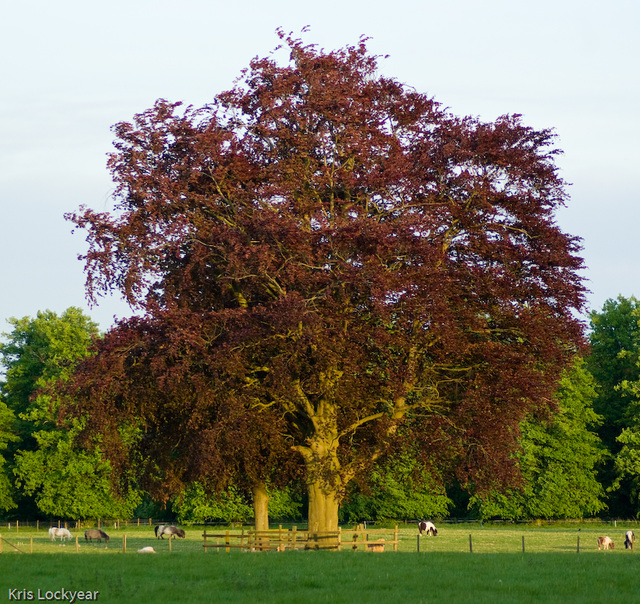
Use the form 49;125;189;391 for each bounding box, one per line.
625;530;635;550
85;529;109;543
597;536;614;550
418;521;437;536
49;527;72;541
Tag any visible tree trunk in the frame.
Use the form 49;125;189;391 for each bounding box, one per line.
252;481;270;532
307;480;340;535
303;430;344;544
294;375;345;542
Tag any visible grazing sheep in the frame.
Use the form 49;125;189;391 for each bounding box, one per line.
85;529;110;544
418;521;437;536
625;530;635;550
49;527;73;541
137;546;156;553
156;525;186;540
597;536;614;550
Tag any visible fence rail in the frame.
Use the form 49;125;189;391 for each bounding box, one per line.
0;526;634;555
0;518;166;532
202;526;399;552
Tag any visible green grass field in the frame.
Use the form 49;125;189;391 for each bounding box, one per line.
0;523;639;603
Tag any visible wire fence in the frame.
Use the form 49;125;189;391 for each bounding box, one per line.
0;516;637;533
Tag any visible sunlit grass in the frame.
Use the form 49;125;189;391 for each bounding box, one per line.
0;521;636;554
0;522;638;602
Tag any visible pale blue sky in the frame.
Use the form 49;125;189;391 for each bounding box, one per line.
1;0;638;330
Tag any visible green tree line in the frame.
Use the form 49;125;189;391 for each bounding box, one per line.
3;298;640;522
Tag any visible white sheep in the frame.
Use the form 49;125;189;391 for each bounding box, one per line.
137;546;157;554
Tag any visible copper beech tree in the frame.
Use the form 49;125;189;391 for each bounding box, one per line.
63;315;300;530
65;32;586;533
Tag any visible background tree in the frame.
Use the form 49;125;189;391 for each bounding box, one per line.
587;296;640;444
469;359;606;519
0;309;98;444
611;422;640;516
0;401;17;512
0;308;138;519
66;31;586;533
586;296;640;515
339;449;452;524
609;324;640;516
13;426;140;519
173;482;302;524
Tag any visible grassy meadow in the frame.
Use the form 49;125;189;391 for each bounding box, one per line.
0;522;639;603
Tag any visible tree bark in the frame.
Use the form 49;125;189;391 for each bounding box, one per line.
302;427;344;543
293;374;347;541
307;480;340;535
252;481;270;532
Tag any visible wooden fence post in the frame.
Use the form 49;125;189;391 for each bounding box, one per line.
577;536;580;553
522;536;525;553
417;535;420;552
469;534;473;553
225;530;230;553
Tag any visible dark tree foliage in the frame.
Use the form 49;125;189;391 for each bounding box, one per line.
587;296;640;446
63;315;299;529
587;296;640;516
65;31;586;532
469;358;606;520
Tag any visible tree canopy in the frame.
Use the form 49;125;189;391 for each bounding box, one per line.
65;31;587;533
0;308;139;519
585;296;640;515
587;296;640;445
0;401;16;511
469;359;606;520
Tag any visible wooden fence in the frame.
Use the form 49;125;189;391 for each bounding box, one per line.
0;518;166;532
202;525;399;552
